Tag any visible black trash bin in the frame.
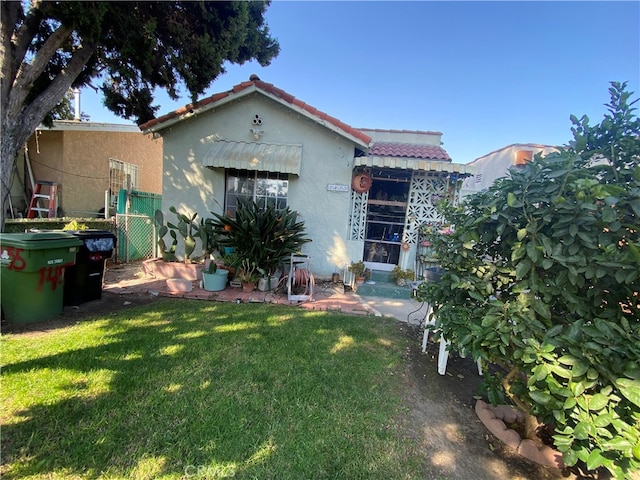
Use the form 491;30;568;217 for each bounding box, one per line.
63;230;117;306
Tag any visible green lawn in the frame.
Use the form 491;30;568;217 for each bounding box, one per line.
1;299;423;479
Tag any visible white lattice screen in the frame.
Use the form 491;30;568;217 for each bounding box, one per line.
348;190;368;240
404;173;451;245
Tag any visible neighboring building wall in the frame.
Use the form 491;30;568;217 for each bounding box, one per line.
25;123;162;217
461;144;558;198
360;129;443;146
160;93;361;277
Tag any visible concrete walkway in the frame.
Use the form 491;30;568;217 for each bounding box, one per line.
102;261;428;324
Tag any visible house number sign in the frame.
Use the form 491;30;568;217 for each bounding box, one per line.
326;184;349;192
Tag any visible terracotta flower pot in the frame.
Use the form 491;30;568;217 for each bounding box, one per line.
242;281;256;293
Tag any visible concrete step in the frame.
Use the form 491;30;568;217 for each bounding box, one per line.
369;270;393;283
356;278;413;299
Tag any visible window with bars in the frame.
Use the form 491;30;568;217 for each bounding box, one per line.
109;158;139;207
225;169;288;217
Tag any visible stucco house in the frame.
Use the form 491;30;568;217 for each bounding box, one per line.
9;121;162;218
460;143;559;199
140;77;472;279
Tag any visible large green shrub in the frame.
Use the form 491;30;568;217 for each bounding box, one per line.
417;82;640;478
209;198;311;276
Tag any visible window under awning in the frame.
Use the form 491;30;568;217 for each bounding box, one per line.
354;156;474;175
202;140;302;175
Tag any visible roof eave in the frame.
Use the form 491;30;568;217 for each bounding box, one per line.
141;83;371;149
141;85;260;135
257;89;370;149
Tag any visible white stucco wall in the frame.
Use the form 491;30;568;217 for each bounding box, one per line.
460;144;559;199
158;92;364;278
359;129;442;146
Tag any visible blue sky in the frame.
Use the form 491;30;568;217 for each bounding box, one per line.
80;1;640;164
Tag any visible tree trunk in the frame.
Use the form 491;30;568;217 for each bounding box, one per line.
502;366;541;441
0;37;96;230
0;128;24;229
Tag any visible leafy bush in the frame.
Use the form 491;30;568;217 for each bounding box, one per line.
209;198;311;276
417;82;640;478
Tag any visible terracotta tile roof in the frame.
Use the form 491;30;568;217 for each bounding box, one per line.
368;142;451;161
140;79;371;146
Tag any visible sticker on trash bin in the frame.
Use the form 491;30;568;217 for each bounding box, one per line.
85;237;114;252
47;258;63;265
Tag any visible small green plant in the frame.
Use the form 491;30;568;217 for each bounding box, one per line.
237;258;261;283
204;260;217;275
348;260;366;277
221;250;240;269
389;266;415;285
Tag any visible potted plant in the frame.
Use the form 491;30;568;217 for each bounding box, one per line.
348;260;367;285
258;270;281;292
201;259;229;292
389;266;415;286
237;258;260;292
209;198;311;281
220;249;239;279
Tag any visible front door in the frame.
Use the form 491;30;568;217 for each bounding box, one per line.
362;168;411;271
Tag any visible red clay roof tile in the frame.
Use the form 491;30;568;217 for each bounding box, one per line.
368;142;451;161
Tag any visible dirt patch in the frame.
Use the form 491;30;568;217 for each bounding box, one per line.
397;322;576;480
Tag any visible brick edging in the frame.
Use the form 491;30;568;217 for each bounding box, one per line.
475;399;565;470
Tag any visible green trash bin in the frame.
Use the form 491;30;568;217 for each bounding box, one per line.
0;232;83;323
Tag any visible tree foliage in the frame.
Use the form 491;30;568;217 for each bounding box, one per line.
417;82;640;478
0;0;279;228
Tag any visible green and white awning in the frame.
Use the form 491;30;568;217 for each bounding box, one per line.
354;156;474;175
203;141;302;175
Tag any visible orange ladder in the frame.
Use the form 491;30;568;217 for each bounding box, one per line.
27;181;58;218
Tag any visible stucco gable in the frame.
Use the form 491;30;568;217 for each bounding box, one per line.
140;78;371;148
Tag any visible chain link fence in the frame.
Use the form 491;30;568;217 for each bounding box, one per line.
115;213;156;263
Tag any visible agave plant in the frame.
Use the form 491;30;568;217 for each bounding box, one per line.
209;198;311;276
